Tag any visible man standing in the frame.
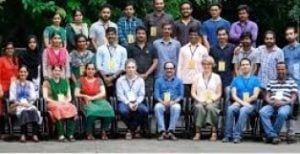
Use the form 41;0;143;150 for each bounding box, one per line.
232;32;260;75
153;22;181;78
259;62;298;144
223;58;261;144
127;26;158;96
96;27;127;98
177;28;208;97
202;3;231;47
174;1;207;47
257;31;284;89
229;4;258;46
144;0;173;43
117;2;144;47
90;4;118;50
154;62;183;140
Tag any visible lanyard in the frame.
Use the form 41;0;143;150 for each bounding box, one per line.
126;77;137;91
203;74;212;89
124;19;136;34
189;45;199;59
107;45;116;59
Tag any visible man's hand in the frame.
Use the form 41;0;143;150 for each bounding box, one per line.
241;101;252;107
129;103;138;111
140;74;148;80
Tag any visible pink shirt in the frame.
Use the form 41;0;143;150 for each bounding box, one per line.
177;43;208;84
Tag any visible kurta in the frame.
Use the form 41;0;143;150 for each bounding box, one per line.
47;78;77;122
0;56;18;92
78;77;115;118
69;50;95;79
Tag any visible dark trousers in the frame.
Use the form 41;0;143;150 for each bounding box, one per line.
184;84;192;97
118;101;149;131
21;122;39;135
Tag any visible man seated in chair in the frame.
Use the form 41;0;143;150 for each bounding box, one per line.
154;61;184;140
259;62;298;144
116;59;149;140
223;58;261;144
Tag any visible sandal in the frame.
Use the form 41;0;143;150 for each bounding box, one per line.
193;133;201;141
101;132;108;140
210;132;217;141
87;134;95;140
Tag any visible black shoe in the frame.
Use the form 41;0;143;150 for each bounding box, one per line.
272;137;280;145
233;138;241;144
287;135;297;144
222;137;230;143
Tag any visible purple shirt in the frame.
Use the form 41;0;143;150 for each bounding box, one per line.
229;20;258;46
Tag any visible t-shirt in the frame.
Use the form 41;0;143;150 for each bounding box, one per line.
231;75;261;99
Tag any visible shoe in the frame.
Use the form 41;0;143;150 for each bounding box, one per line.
20;135;26;143
101;132;108;140
58;135;66;142
287;135;297;144
157;131;166;141
272;137;280;145
210;132;217;141
125;132;132;140
32;135;39;143
68;135;75;142
193;133;200;141
168;132;178;141
233;138;241;144
222;137;230;143
87;134;95;140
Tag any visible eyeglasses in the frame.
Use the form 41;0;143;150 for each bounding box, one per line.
165;67;174;70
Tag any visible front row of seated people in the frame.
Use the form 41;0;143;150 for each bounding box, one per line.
6;57;297;144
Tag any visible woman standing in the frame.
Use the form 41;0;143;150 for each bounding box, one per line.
191;56;222;141
19;35;42;98
74;63;115;140
43;12;67;48
66;10;89;51
42;32;70;79
42;65;77;142
9;66;41;142
69;34;94;82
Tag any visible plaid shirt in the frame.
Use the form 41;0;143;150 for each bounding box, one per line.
117;16;144;46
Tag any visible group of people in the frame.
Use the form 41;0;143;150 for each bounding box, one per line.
0;0;299;145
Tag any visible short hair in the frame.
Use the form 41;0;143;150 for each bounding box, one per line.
237;4;250;13
135;26;147;34
285;26;297;33
180;1;193;10
106;27;117;34
201;56;216;66
163;61;176;69
264;30;276;39
161;22;173;29
216;27;229;35
240;57;251;66
240;32;252;41
125;58;137;68
209;3;223;10
189;27;202;36
99;4;112;12
75;34;88;43
276;61;287;69
124;1;135;9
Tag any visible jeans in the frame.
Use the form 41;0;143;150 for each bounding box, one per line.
118;101;149;131
259;104;291;138
154;103;181;132
224;103;256;139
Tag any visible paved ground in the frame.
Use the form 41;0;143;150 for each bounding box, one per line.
0;139;298;153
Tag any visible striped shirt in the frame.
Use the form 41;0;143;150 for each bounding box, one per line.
266;78;298;103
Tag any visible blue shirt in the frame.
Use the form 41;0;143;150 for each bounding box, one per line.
117;16;144;46
202;18;231;46
209;43;235;87
153;38;181;77
154;76;184;102
231;75;261;99
283;42;300;86
96;44;127;75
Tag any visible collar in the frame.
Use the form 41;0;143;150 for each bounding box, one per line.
135;42;148;49
217;43;229;49
180;17;194;23
288;42;300;49
188;42;201;48
164;75;175;81
260;45;279;52
210;17;222;21
241;46;254;53
107;43;117;48
242;73;251;79
238;20;249;25
153;11;165;17
160;38;173;44
98;19;111;25
126;16;137;21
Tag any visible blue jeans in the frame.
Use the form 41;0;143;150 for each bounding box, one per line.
259;104;291;138
118;101;149;131
224;103;256;139
154;103;181;132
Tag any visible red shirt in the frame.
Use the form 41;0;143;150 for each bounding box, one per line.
0;56;18;92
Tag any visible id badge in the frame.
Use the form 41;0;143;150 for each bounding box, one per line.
188;60;196;69
108;59;116;70
150;26;157;37
218;61;226;72
164;92;171;102
127;34;135;44
243;92;250;102
57;93;65;102
80;65;85;76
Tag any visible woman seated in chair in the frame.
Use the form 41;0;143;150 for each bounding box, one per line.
9;65;42;142
43;65;78;142
74;63;115;140
191;56;222;141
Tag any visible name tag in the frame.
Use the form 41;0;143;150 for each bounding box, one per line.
218;61;226;72
150;26;157;37
80;65;85;76
163;92;171;102
188;60;196;69
20;98;28;104
127;34;135;44
243;92;250;102
127;91;137;102
57;93;65;102
203;90;213;104
108;59;116;70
